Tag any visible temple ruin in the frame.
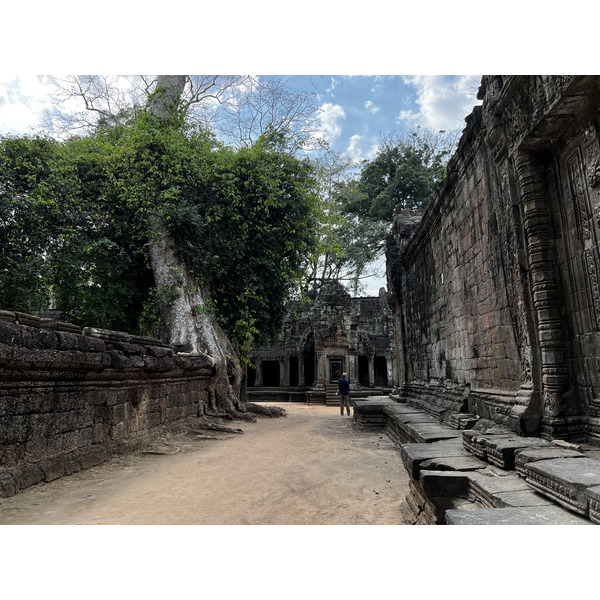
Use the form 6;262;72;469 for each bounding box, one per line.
4;75;600;524
365;74;600;524
247;281;395;405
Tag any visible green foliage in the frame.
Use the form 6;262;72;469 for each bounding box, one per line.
352;127;456;220
0;136;64;312
1;113;319;354
168;129;319;347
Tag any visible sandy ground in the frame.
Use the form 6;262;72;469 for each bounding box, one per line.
0;403;410;525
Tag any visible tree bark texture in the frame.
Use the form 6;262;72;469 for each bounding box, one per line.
146;76;245;416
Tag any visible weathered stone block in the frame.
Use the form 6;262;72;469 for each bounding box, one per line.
491;489;555;508
420;470;471;498
401;439;469;478
514;446;585;476
586;485;600;524
468;470;531;507
484;436;552;469
445;505;592;525
0;469;18;497
420;455;486;472
524;457;600;515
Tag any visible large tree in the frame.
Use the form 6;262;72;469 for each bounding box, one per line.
2;75;320;417
350;127;458;220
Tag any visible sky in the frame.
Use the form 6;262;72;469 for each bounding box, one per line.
0;75;482;163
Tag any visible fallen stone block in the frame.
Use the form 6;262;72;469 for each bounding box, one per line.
524;457;600;515
514;446;585;477
485;436;552;470
462;430;513;460
445;505;592;525
420;455;487;472
403;422;463;444
491;489;555;509
401;439;470;478
447;413;478;430
420;470;471;499
468;470;531;507
586;486;600;524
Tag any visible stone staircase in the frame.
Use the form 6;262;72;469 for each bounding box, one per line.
351;396;600;525
325;384;340;406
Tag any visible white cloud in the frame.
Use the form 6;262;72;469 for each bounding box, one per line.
326;77;340;98
402;75;481;131
317;102;345;143
345;134;379;162
0;76;54;135
396;109;420;124
364;100;380;114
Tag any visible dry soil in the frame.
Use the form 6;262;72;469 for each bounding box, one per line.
0;403;410;525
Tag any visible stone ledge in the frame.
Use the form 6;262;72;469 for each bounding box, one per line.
445;505;592;525
523;457;600;516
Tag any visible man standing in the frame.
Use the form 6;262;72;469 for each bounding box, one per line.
338;372;351;416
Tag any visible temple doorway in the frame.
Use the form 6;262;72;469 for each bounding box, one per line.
330;359;343;383
262;360;280;387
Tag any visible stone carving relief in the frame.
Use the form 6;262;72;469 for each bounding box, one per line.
566;145;600;329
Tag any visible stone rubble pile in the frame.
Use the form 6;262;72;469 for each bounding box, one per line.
352;396;600;525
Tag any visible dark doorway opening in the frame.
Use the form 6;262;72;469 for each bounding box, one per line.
358;356;369;386
304;350;315;387
262;360;280;387
374;356;388;386
290;356;299;387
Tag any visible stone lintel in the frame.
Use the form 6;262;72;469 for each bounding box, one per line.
401;440;469;479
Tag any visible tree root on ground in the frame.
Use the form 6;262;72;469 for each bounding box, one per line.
196;423;244;434
245;403;288;418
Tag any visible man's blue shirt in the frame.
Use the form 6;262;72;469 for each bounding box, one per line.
338;378;350;395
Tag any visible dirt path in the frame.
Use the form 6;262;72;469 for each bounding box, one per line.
0;403;409;525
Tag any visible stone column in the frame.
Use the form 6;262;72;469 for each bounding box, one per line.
298;354;305;387
255;359;263;387
515;150;568;436
348;352;358;388
314;348;325;389
368;355;375;388
386;352;394;387
280;358;290;387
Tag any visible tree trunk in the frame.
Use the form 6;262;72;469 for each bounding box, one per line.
146;76;246;417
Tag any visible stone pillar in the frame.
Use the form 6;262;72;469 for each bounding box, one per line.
348;352;358;388
515;150;568;436
298;354;305;387
315;349;325;389
255;358;263;387
368;355;375;388
280;358;290;387
386;351;394;387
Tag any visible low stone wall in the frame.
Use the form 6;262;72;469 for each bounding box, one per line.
0;314;214;497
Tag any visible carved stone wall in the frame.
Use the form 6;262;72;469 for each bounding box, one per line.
387;76;600;443
0;315;214;497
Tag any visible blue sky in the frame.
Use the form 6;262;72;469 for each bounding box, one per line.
0;75;482;162
285;75;481;161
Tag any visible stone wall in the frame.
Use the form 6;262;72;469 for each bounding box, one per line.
387;76;600;444
0;313;214;497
